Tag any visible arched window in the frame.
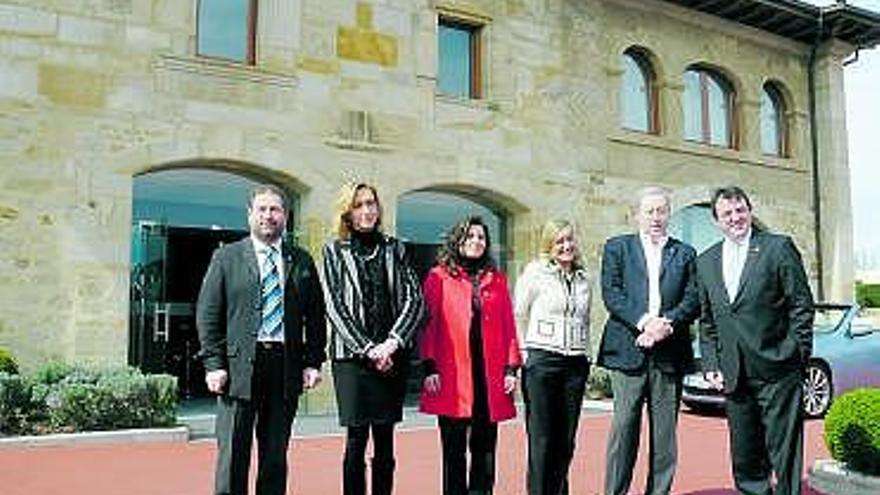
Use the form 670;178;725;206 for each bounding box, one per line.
761;83;787;156
682;68;735;148
668;204;720;255
397;190;507;280
620;49;657;133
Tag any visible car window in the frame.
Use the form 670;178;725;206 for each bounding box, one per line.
813;307;847;334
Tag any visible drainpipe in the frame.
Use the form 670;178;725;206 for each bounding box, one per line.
808;9;825;301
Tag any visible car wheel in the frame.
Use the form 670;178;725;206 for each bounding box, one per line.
802;361;833;418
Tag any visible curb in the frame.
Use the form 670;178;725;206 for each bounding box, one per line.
809;459;880;495
0;426;189;449
0;400;614;448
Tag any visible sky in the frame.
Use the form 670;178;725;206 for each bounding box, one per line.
807;1;880;270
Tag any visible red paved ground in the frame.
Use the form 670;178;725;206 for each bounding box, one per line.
0;411;829;495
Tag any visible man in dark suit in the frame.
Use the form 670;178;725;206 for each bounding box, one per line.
197;184;327;495
696;186;814;495
597;186;700;495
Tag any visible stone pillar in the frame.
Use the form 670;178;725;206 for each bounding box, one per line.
257;0;302;71
813;40;855;302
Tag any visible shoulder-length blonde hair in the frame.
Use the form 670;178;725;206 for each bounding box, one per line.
540;219;584;270
334;182;383;239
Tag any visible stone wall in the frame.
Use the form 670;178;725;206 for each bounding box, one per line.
0;0;854;385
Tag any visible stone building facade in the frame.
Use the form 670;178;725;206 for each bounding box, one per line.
0;0;877;408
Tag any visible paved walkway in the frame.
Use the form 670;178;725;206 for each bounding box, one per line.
0;408;829;495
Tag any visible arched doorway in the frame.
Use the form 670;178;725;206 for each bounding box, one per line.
669;203;765;255
395;189;511;403
396;190;509;281
669;204;721;255
129;167;297;398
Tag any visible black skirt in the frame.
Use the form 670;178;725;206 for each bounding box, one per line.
333;356;409;427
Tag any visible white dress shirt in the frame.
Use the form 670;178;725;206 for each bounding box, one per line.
722;229;751;302
637;234;667;330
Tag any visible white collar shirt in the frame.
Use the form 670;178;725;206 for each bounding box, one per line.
252;236;285;283
722;229;751;302
639;233;667;318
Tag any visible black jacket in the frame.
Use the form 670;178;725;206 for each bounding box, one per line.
597;234;700;374
321;235;425;360
196;237;327;400
696;231;814;393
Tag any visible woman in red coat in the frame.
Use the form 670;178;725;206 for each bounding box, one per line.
419;215;522;495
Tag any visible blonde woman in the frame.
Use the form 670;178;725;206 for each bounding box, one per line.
321;182;424;495
515;220;592;495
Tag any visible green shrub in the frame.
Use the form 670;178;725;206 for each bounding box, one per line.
0;347;18;374
824;387;880;475
0;363;178;435
856;282;880;308
32;360;77;385
0;373;33;434
43;364;178;431
588;367;613;399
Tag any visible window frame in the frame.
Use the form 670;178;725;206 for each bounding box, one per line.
437;16;484;100
620;48;659;134
683;67;737;149
195;0;258;65
760;83;788;157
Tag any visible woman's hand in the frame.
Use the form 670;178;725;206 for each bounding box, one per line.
503;374;518;395
367;338;400;372
423;373;441;395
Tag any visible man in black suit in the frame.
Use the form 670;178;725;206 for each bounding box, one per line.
696;186;814;495
597;186;700;495
197;184;327;495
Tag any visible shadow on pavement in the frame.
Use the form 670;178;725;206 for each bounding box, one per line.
680;478;825;495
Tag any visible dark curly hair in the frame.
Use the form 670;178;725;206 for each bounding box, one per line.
436;215;494;274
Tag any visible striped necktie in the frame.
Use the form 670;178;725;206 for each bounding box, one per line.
260;247;283;340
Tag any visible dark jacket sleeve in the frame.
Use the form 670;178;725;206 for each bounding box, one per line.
301;251;327;369
321;242;374;356
196;248;227;372
601;237;643;330
698;271;720;373
778;236;815;365
388;240;426;347
664;245;700;328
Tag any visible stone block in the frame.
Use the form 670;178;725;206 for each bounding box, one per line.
38;63;110;108
337;26;398;67
58;15;119;46
125;24;171;53
0;4;57;37
0;59;39;100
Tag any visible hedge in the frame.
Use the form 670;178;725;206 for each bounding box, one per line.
0;362;177;436
824;387;880;476
0;347;17;374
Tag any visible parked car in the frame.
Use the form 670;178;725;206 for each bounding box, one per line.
682;303;880;418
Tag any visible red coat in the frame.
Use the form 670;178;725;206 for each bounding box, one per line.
419;265;522;422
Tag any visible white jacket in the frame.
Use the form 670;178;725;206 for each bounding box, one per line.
514;259;591;357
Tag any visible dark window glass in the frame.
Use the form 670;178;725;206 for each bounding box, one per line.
683;69;733;147
668;205;721;255
761;84;785;156
197;0;253;63
438;19;480;98
621;52;654;132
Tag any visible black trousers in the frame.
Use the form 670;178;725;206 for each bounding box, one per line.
214;347;298;495
343;423;396;495
726;369;804;495
522;350;589;495
438;416;499;495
